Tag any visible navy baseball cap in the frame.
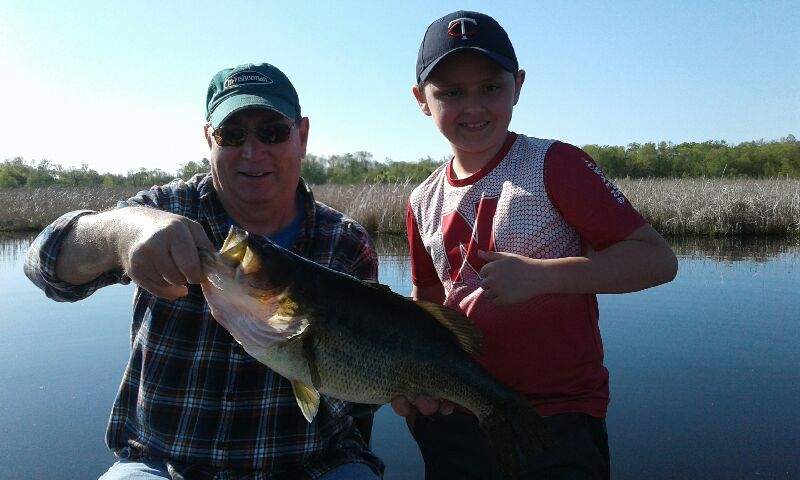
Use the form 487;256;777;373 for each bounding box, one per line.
206;63;301;127
416;11;518;84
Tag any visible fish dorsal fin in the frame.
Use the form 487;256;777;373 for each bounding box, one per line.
364;280;393;293
291;379;320;423
415;301;483;356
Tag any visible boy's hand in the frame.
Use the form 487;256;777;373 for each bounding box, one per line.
390;395;456;417
477;250;552;305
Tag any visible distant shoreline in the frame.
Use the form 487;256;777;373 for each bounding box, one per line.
2;178;799;236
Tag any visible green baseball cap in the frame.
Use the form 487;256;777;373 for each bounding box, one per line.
206;63;301;127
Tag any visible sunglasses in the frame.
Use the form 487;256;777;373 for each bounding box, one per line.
212;122;294;147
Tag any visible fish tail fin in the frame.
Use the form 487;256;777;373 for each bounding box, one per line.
479;396;553;479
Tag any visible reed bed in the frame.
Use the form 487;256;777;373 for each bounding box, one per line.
316;177;800;237
1;178;799;236
312;180;414;235
0;186;139;232
617;178;800;236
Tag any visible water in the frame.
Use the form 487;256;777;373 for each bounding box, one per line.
1;234;798;479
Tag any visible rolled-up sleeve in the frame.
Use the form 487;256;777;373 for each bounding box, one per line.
23;210;129;302
119;186;163;209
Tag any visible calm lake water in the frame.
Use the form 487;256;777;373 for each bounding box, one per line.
1;233;798;479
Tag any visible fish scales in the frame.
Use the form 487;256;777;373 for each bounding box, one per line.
293;283;500;411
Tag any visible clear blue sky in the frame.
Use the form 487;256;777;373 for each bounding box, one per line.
1;0;798;174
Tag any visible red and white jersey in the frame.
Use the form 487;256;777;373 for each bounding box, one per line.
407;132;645;417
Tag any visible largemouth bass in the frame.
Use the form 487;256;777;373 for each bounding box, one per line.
199;226;551;478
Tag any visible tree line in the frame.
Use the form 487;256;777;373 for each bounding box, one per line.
0;158;212;189
583;135;799;178
1;135;797;188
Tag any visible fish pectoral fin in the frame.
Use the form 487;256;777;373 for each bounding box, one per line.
415;300;484;356
291;379;320;423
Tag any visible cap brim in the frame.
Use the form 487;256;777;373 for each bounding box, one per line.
209;94;297;127
418;47;517;83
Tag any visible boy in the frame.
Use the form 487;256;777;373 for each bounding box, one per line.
392;11;678;480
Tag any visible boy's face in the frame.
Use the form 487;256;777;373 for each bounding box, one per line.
413;51;524;163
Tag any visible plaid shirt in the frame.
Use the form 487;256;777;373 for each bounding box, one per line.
24;174;384;479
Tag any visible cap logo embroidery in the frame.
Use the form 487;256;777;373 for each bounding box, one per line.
224;71;273;90
447;18;478;40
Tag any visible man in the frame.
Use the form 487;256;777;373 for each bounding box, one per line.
24;63;384;480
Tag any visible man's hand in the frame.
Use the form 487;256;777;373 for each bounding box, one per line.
390;394;456;417
118;208;215;300
476;250;552;305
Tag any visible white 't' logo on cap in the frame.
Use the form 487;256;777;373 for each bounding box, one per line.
447;18;478;40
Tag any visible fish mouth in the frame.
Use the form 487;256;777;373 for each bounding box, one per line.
199;227;261;289
218;227;263;274
199;249;232;290
200;226;309;352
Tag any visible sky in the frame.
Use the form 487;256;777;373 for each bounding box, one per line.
1;0;798;174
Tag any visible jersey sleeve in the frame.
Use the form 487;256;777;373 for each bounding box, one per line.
544;142;646;251
405;202;440;287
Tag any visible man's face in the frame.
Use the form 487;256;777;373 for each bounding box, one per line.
413;51;524;162
206;108;308;214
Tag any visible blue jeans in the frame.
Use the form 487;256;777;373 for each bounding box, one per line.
98;458;379;480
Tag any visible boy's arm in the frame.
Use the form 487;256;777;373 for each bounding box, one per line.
476;223;677;305
558;222;676;293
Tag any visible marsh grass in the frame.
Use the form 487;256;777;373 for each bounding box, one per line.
313;180;414;235
618;178;800;236
315;177;800;237
0;187;139;232
2;178;799;236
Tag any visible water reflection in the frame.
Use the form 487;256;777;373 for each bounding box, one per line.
668;235;800;261
0;232;35;266
376;233;800;263
5;231;800;263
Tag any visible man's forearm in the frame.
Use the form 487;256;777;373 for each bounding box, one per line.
55;210;128;284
